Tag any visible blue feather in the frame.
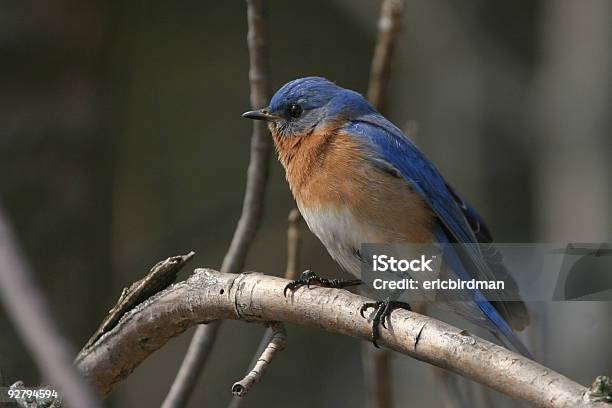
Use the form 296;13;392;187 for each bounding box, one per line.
433;224;533;358
337;101;531;357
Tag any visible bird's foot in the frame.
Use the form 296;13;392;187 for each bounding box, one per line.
283;270;362;297
360;298;411;348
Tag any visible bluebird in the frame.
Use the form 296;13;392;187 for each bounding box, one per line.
243;77;530;356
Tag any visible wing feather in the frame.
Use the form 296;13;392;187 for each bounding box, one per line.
344;115;531;355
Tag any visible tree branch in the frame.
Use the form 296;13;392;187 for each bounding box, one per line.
84;252;194;350
220;0;271;276
0;205;103;408
227;209;301;407
284;208;303;281
231;322;287;397
364;1;405;406
367;0;405;115
162;1;272;406
76;268;609;408
361;347;394;408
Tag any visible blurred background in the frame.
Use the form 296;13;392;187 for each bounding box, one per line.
0;0;610;407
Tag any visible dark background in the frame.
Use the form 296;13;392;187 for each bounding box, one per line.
1;0;610;407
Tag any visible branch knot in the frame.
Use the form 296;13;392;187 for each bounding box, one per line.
585;376;612;403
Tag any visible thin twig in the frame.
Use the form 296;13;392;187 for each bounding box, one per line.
161;1;272;407
361;346;394;408
285;208;302;281
161;323;220;408
75;268;609;408
364;1;405;407
231;322;287;397
228;209;301;407
367;0;405;115
227;328;273;408
0;205;103;408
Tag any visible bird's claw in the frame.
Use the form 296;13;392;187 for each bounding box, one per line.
283;270;314;297
283;270;362;297
359;301;378;319
359;298;411;348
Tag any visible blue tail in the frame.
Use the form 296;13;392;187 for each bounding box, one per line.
475;293;533;358
434;226;532;359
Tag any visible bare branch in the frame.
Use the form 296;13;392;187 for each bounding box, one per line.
364;2;405;406
367;0;405;115
162;1;272;406
0;205;103;408
85;252;194;350
76;269;608;408
228;209;301;407
227;328;272;408
231;322;287;397
361;346;394;408
228;208;302;408
161;323;220;408
285;208;303;281
220;0;271;275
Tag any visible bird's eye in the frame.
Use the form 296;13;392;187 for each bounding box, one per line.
288;104;302;118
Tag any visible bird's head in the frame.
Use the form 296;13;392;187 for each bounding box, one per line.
242;76;375;139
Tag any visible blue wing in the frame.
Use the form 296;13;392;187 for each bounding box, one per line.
343;113;531;357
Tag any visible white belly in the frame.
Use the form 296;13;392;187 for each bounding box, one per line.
298;204;377;278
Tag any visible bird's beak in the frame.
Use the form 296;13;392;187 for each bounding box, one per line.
242;108;279;122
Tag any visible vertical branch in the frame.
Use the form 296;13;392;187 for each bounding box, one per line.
220;0;272;275
160;320;220;408
161;1;272;407
0;205;103;408
285;208;303;281
361;348;394;408
367;0;405;115
363;1;404;407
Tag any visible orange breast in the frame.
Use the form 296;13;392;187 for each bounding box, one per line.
273;128;435;244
